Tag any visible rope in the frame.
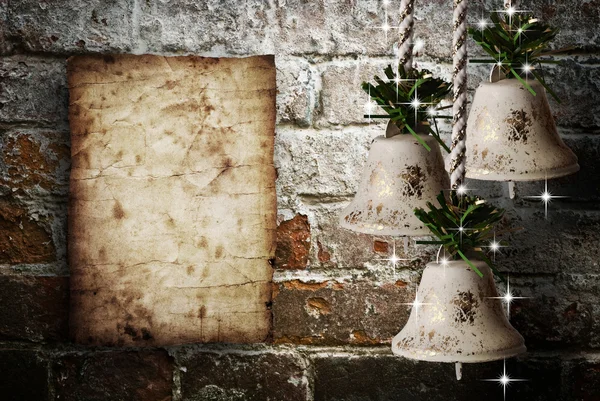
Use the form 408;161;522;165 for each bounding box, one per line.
449;0;468;189
397;0;416;71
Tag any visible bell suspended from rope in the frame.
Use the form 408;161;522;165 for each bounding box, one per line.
392;260;526;363
339;122;449;236
462;78;579;181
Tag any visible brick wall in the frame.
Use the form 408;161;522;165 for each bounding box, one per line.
1;0;600;399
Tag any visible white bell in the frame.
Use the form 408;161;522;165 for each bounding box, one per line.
462;78;579;181
392;260;526;363
340;123;449;236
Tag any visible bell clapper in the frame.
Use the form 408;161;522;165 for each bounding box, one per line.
508;181;516;199
455;362;463;380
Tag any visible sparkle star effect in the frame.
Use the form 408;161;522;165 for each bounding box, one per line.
488;277;529;318
377;241;414;270
477;18;488;31
448;221;474;245
402;293;432;328
485;233;506;262
483;359;528;400
495;6;531;29
523;176;568;219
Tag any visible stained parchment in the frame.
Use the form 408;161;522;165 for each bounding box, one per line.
67;54;276;346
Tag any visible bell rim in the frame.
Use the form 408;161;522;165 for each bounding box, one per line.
464;162;580;182
392;344;527;363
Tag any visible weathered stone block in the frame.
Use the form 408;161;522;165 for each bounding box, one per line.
139;0;276;55
0;0;10;55
276;56;317;127
317;59;457;127
0;199;56;264
53;350;173;401
275;126;379;206
569;358;600;401
545;57;600;129
0;349;48;401
508;274;600;349
276;0;396;56
317;59;393;127
0;56;68;125
0;275;69;342
497;208;600;275
178;347;309;401
273;279;414;345
312;349;563;401
0;130;70;197
7;0;134;53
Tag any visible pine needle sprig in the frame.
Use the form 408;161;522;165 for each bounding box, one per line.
469;12;560;102
362;64;452;152
414;191;509;280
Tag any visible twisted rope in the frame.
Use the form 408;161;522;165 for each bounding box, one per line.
449;0;468;189
397;0;416;71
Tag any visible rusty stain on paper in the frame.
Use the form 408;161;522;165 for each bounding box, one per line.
67;54;276;346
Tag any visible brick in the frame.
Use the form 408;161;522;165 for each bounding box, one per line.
0;275;69;342
275;126;379;206
0;199;56;263
138;0;276;55
0;56;68;125
531;0;600;52
312;350;564;401
317;59;457;127
7;0;134;53
276;214;311;270
0;0;10;55
497;208;600;275
304;203;435;269
569;358;600;401
178;347;309;401
317;59;392;127
545;57;600;129
0;349;48;401
53;350;173;401
276;0;396;56
273;279;414;345
508;274;600;349
0;130;70;197
276;56;317;127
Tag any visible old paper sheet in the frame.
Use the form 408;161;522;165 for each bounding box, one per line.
67;54;276;346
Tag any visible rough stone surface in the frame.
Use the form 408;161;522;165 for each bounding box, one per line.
0;56;68;125
0;275;69;342
318;59;394;127
276;214;311;270
273;279;414;345
312;350;565;401
6;0;134;53
53;350;173;401
178;347;309;401
0;349;48;401
276;56;318;127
